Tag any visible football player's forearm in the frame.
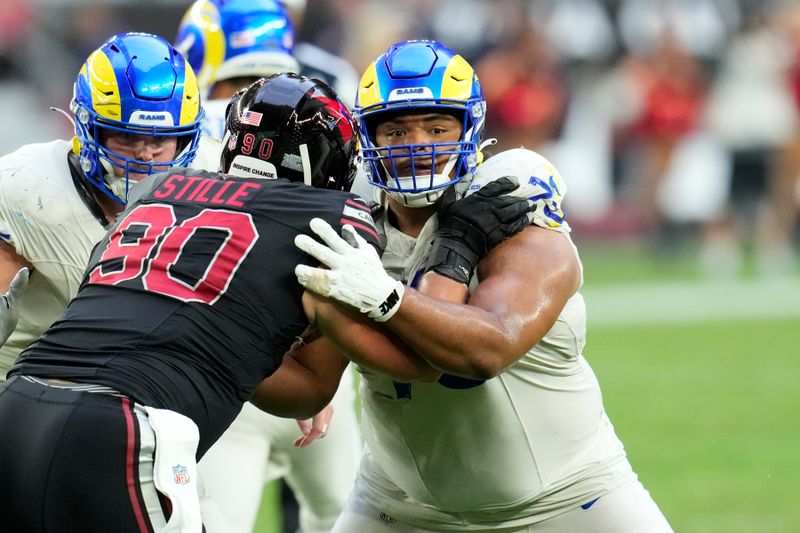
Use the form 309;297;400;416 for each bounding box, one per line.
310;295;440;382
250;381;326;420
250;351;338;419
387;287;519;380
388;228;579;379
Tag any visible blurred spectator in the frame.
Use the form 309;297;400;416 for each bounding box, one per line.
0;0;63;152
610;0;736;245
614;35;709;231
0;0;33;79
538;0;618;66
531;0;620;224
617;0;738;60
702;0;800;277
774;0;800;274
426;0;511;61
281;0;361;106
337;0;417;76
476;7;569;153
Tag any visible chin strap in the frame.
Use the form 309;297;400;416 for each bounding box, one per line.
386;186;447;208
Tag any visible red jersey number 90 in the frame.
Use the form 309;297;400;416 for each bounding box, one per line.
88;204;258;305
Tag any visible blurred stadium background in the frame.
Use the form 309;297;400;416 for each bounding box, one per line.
2;1;798;532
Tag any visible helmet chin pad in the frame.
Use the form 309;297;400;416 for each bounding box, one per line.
383;170;452;207
387;187;447;208
105;173;129;201
84;154;132;203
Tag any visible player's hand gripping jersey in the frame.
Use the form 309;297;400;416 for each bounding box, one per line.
11;167;378;456
463;147;570;232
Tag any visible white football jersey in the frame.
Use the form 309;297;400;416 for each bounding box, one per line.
357;150;634;529
0;140;108;377
200;99;229;142
192;133;224;172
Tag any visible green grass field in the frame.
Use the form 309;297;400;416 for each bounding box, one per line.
589;318;799;533
574;241;799;532
254;241;800;532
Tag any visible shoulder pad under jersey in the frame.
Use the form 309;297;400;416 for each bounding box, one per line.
465;148;570;232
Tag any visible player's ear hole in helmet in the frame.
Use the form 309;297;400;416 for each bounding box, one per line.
70;32;204;205
220;72;358;192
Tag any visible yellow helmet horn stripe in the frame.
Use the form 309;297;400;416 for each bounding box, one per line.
180;58;201;125
85;50;121;121
440;55;474;101
185;0;225;91
357;61;382;109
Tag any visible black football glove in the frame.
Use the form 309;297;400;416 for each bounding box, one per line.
424;177;531;285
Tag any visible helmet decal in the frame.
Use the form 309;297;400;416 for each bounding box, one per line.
309;94;356;145
81;51;121;121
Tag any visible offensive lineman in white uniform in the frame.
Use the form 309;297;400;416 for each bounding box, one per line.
292;40;676;532
175;2;361;532
0;32;206;379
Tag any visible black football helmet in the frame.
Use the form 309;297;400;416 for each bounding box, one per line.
220;72;358;191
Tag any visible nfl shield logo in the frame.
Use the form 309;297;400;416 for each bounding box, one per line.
172;465;190;485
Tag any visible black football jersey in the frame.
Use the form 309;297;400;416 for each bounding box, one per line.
11;168;379;456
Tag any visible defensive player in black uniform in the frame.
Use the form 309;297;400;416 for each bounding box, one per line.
0;73;387;533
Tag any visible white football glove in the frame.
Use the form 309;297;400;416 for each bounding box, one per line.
294;218;404;322
1;267;29;344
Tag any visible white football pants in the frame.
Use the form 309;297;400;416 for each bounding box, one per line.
199;369;360;533
331;476;674;533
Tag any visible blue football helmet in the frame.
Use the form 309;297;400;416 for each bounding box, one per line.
353;40;486;207
175;0;299;95
71;32;203;204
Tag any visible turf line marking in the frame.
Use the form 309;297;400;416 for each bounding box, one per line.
582;278;800;325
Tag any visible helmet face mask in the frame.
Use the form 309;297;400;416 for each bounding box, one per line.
175;0;299;97
71;32;204;204
354;40;486;207
220;73;358;192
